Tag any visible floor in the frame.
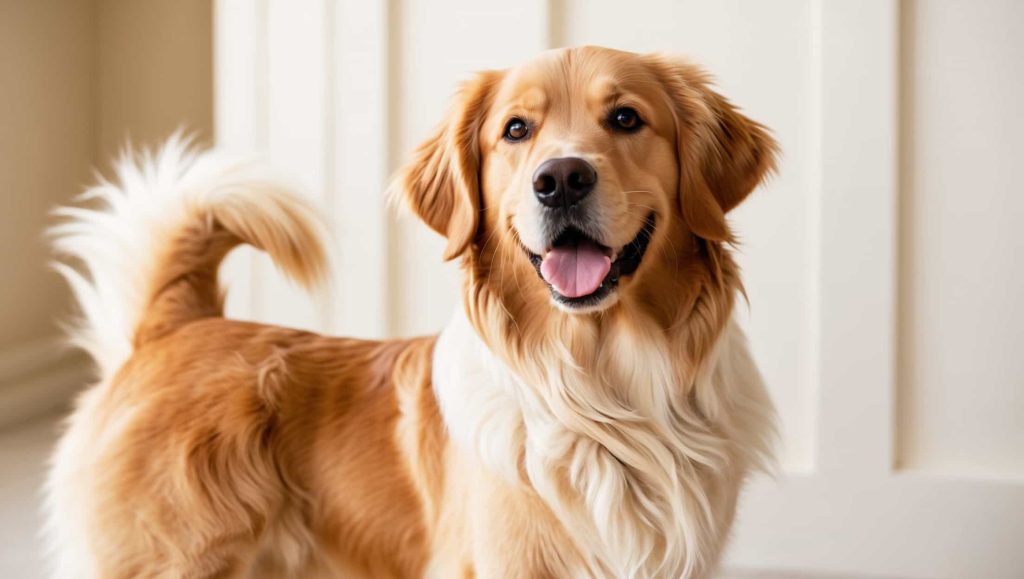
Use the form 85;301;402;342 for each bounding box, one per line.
0;414;842;579
0;413;60;578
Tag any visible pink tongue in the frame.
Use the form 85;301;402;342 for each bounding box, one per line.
540;241;612;298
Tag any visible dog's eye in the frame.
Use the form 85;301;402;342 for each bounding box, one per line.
609;107;643;132
503;118;530;142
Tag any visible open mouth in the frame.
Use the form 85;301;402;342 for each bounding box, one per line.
526;213;656;308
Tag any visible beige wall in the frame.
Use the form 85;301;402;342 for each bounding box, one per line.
95;0;212;162
0;0;211;353
0;0;95;352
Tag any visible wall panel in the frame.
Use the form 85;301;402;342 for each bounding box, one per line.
897;0;1024;477
215;2;1024;575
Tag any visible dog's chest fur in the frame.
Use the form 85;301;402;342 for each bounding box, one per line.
428;309;773;578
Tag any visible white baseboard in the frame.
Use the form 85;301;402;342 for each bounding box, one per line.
0;337;93;429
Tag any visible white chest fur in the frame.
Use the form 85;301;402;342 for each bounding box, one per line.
432;309;774;578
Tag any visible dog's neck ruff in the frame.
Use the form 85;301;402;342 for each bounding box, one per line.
432;307;774;578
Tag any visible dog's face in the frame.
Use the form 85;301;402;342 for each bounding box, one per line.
480;50;677;313
402;46;776;317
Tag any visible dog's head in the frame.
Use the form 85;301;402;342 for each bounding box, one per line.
400;46;776;320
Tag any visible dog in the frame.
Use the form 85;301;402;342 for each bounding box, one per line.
47;46;778;578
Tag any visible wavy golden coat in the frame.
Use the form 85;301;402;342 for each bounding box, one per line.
48;47;777;578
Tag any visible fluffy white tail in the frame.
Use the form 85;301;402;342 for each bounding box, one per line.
51;135;329;378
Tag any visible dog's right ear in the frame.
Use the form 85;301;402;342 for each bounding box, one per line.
398;70;503;261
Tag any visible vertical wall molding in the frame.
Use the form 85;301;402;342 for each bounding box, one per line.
329;0;391;338
814;0;899;476
214;0;262;322
215;0;391;337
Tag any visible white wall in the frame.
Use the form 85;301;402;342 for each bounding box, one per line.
214;1;1023;576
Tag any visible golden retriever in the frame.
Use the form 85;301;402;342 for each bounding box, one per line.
47;46;778;578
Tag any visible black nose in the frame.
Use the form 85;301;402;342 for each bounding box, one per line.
532;157;597;208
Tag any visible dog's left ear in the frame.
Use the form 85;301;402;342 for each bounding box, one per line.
398;70;503;260
647;56;779;241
